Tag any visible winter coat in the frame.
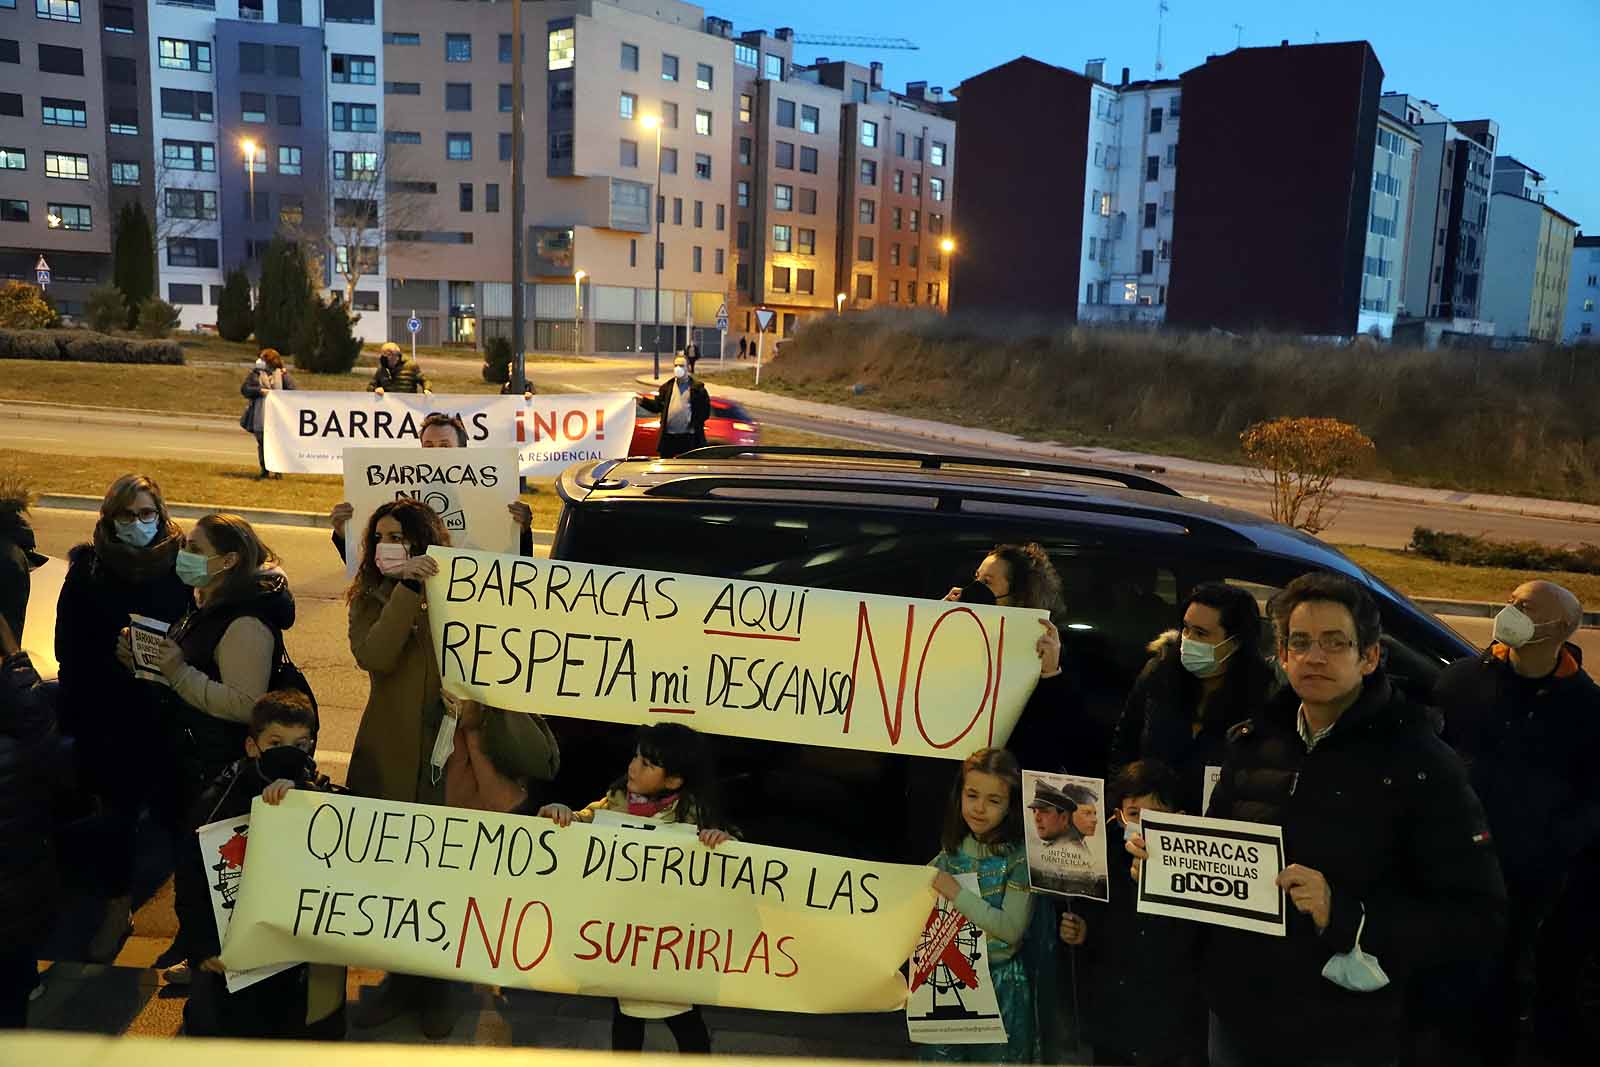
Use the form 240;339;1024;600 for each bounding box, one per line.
240;367;297;435
0;488;45;640
346;578;443;805
655;376;710;442
1006;669;1109;778
1201;670;1507;1061
1434;642;1600;895
0;651;63;948
1111;630;1276;813
55;530;192;769
368;355;429;394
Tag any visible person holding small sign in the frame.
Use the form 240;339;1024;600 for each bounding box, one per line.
1193;573;1505;1067
368;342;431;396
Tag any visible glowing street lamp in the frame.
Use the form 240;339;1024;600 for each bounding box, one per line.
836;292;846;315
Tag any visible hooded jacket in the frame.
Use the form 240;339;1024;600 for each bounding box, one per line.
1203;670;1506;1060
1434;641;1600;890
368;353;429;394
0;484;44;640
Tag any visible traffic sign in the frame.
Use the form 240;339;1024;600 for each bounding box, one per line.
35;255;49;288
714;300;729;331
407;316;422;334
754;308;776;333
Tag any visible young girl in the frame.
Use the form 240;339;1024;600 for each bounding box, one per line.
540;723;732;1054
924;747;1039;1063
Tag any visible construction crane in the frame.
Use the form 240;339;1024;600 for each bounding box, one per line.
785;32;919;51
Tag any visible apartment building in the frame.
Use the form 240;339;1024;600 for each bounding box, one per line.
1358;109;1422;336
1;0;115;319
1564;234;1599;344
1479;156;1576;342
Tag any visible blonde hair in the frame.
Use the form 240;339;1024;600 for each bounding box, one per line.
100;474;173;533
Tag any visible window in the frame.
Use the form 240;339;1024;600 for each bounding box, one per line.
446;132;472;160
332;102;377;132
42;97;87;127
888;280;899;303
799;146;818;173
738;137;752;165
895;132;906;157
859;198;875;224
45;151;90;179
739;93;752;123
661;53;678;81
548;27;574;70
38;43;84;75
797;227;815;255
246;149;266;175
1168;94;1181;118
858;236;874;261
164;188;217;220
1098;193;1111;217
277;96;301;126
616;41;639;71
735;43;757;67
775;141;793;169
48;203;90;230
661;147;677;174
445;83;472;111
620;138;638;167
278;0;301;22
777;99;795;128
385;81;420;95
485;183;499;213
801;105;819;134
764;53;783;80
912;136;923;161
1143;202;1157;228
331;150;373;179
1166;143;1177;167
167;238;219;268
799;188;816;214
736;181;749;207
159;39;211;72
770;223;792;252
110;161;139;185
856;273;872;299
0;40;14;64
771;266;790;292
910;210;919;231
892;208;904;231
912;175;921;197
238;42;264;73
715;248;725;274
36;0;80;23
929;282;940;307
277;146;301;175
1149;108;1163;133
167;283;202;306
930;213;943;234
692;245;703;272
0;147;19;170
774;184;793;211
693;200;703;228
695;109;711;136
930;141;947;167
331;54;374;84
388;130;422;144
889;242;900;265
662;101;678;128
619;91;636;119
549;79;572;111
715;204;725;231
241;92;268;124
278;194;302;226
385;32;420;46
796;268;815;295
861;120;878;147
103;4;133;32
0;200;27;223
104;56;135;85
459;183;473;212
736;221;749;249
160;88;213;122
860;160;877;185
446;34;471;62
695;63;713;91
694;152;711;179
1146;155;1160;181
272;45;299;77
893;170;904;193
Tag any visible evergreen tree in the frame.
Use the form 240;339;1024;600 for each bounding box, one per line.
112;202;155;327
216;267;255;343
299;296;362;374
253;238;316;356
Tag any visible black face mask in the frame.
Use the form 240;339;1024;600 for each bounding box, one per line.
958;581;997;606
255;744;316;784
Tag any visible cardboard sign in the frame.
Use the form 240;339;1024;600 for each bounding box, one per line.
906;872;1007;1044
128;614;171;685
1136;810;1286;936
421;547;1048;762
263;392;636;476
219;792;934;1014
341;446;520;577
196;815;296;993
1022;772;1109;902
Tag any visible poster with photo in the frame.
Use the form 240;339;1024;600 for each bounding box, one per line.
906;872;1008;1045
1022;772;1109;902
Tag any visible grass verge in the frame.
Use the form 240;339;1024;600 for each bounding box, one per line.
1338;545;1600;606
168;336;588;366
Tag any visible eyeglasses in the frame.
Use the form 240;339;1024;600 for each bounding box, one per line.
1284;633;1357;656
113;508;160;524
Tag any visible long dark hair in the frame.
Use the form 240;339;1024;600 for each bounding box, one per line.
1184;581;1277;723
940;747;1024;852
194;514;276;604
988;543;1065;618
346;498;450;603
610;722;724;830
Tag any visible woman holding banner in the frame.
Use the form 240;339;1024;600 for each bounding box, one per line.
240;349;296;481
343;498;459;1038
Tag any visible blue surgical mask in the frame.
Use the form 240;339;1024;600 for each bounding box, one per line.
1180;635;1235;677
175;548;214;587
115;516;161;548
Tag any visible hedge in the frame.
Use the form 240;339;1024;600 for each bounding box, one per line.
0;328;183;365
1409;527;1600;576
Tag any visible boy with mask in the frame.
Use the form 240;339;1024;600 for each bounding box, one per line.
173;690;347;1040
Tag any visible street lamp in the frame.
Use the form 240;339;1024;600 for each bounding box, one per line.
241;139;257;222
573;268;586;356
836;292;846;315
939;239;956;309
640;114;663;378
940;238;956;254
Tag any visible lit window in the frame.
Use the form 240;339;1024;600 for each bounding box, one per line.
548;27;574;70
47;203;90;230
695;63;713;91
773;224;791;251
445;34;471;62
45;151;90;179
739;94;752;123
735;43;757;67
447;133;473;160
695;109;711;136
278;146;302;175
620;92;635;119
860;120;877;148
36;0;81;24
111;161;140;185
661;53;678;82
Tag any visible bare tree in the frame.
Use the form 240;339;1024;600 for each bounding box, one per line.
311;137;436;305
150;151;219;247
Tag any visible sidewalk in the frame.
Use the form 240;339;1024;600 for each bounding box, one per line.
660;373;1600;527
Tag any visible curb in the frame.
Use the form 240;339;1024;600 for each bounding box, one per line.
1;398;234;430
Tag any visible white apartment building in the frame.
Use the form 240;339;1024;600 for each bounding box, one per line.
1358;111;1421;337
1564;235;1599;344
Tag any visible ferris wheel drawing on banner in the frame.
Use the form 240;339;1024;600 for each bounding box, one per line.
209;824;252;913
907;903;1001;1024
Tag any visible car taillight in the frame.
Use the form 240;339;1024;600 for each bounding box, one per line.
732;421;756;432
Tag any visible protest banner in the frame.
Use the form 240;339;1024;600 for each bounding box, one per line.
341;446;520;577
906;872;1007;1045
1022;772;1109;901
128;614;170;684
196;815;295;993
421;547;1049;762
263;392;636;477
220;792;934;1014
1136;810;1286;936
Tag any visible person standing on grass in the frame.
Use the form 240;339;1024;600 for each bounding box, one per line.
655;354;710;458
240;349;296;481
1431;580;1600;1067
368;341;430;396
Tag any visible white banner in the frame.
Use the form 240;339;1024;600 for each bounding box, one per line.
342;446;521;577
1136;810;1286;936
263;392;636;477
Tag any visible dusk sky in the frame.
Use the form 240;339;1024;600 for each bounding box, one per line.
714;0;1599;231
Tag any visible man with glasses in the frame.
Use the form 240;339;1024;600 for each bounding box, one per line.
1432;581;1598;1066
1199;573;1505;1067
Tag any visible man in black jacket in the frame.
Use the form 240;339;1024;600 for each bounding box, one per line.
1202;573;1505;1067
1433;580;1599;1065
655;355;710;458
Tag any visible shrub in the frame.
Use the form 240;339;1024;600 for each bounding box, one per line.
1241;417;1376;534
296;296;362;374
482;335;513;384
85;285;127;334
216;268;255;343
1409;528;1600;575
0;281;55;330
135;298;180;339
61;334;133;363
0;328;183;364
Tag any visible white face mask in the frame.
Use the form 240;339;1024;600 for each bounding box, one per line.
1492;605;1547;649
375;543;410;577
673;366;687;379
1180;635;1235;677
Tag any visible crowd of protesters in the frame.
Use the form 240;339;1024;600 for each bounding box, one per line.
0;464;1594;1067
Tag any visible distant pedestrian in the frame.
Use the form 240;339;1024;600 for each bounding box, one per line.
685;341;700;375
655;354;709;458
738;336;748;360
369;341;430;396
240;349;296;480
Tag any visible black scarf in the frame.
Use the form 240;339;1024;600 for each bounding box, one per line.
92;521;184;585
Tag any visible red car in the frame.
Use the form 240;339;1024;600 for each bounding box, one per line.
629;391;760;455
